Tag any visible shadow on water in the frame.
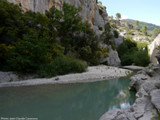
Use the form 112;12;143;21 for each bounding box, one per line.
0;78;136;120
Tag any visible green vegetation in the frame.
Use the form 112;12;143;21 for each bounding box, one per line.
118;36;150;66
0;0;102;77
152;28;160;38
38;56;87;78
122;19;160;35
151;112;160;120
135;20;139;30
101;23;113;44
113;29;119;38
141;25;148;35
116;13;121;21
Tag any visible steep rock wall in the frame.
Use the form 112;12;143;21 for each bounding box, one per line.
149;34;160;64
7;0;108;34
7;0;122;66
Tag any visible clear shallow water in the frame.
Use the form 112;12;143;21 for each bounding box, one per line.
0;78;135;120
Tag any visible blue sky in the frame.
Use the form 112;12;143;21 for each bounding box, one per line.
100;0;160;26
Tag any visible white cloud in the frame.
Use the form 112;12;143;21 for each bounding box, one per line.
121;15;129;20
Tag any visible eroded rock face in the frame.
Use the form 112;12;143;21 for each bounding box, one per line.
7;0;108;34
149;34;160;64
151;89;160;112
99;64;160;120
7;0;122;66
107;46;121;66
100;44;121;66
156;49;160;64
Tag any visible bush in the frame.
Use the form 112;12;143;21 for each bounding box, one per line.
0;1;101;76
110;22;117;28
118;37;150;67
38;56;87;78
7;34;64;73
113;29;119;38
104;52;109;58
99;26;103;31
133;50;150;66
110;42;117;50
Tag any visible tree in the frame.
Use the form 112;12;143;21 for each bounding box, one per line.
135;20;139;30
125;21;130;31
152;28;160;38
101;23;113;44
0;0;22;44
141;25;148;35
0;0;89;75
117;37;150;66
116;13;121;21
45;6;62;41
60;2;82;54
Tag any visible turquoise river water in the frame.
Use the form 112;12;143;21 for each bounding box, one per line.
0;78;135;120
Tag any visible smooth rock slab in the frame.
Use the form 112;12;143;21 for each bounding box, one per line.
151;89;160;112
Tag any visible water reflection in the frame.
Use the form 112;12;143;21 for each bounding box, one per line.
0;78;135;120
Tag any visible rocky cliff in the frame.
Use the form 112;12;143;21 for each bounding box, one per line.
149;34;160;64
100;55;160;120
7;0;108;35
7;0;121;66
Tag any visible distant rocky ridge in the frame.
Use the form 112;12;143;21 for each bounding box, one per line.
122;19;160;32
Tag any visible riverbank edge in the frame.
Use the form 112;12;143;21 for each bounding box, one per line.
0;65;132;88
99;64;160;120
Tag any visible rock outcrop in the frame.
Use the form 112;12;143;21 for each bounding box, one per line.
99;44;121;66
149;34;160;64
7;0;122;66
100;57;160;120
106;45;121;66
156;48;160;63
7;0;108;35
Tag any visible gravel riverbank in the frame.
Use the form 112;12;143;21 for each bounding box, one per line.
0;65;132;88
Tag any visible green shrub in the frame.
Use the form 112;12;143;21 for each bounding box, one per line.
101;46;109;52
118;37;150;67
110;22;117;28
7;33;64;73
99;9;103;15
113;29;119;38
121;53;134;65
133;50;150;66
104;52;109;58
110;42;117;50
99;26;103;31
0;1;101;75
102;61;108;65
38;56;87;78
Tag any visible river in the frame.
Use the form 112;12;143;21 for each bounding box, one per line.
0;78;135;120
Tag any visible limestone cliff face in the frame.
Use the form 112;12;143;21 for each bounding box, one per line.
149;34;160;64
7;0;108;34
7;0;122;66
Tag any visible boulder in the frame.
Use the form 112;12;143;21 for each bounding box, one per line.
106;45;121;66
150;89;160;112
99;64;160;120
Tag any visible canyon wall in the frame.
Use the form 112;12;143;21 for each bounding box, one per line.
7;0;108;34
7;0;121;66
